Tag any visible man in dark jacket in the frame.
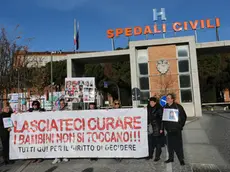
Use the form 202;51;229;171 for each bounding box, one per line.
0;105;14;165
163;93;187;166
147;97;164;161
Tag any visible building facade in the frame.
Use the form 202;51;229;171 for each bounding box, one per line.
66;36;230;117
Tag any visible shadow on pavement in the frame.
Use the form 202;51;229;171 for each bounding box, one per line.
0;169;9;172
82;168;94;172
44;166;58;172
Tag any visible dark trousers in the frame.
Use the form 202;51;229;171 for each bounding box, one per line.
167;130;184;161
148;134;162;158
1;134;10;162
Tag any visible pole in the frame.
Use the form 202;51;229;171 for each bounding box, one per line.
116;84;121;102
51;52;53;110
17;69;20;111
216;27;220;41
111;38;115;50
194;30;198;42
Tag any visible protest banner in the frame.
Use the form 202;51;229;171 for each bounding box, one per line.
10;108;148;159
65;77;95;103
162;108;179;122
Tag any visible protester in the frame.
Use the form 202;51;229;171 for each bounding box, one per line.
89;102;97;110
88;102;98;161
52;99;69;164
28;100;45;112
113;99;121;109
28;100;45;163
163;93;187;166
0;105;14;165
146;97;164;161
113;100;122;162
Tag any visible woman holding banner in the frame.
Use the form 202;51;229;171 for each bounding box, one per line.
146;97;164;161
113;100;122;162
52;99;69;164
163;93;187;166
88;102;98;161
29;100;45;163
0;105;14;165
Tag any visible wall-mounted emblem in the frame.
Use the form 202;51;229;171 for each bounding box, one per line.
156;59;169;74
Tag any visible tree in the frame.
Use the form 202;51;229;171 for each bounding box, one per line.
43;60;67;90
0;28;24;98
84;61;131;102
198;53;230;102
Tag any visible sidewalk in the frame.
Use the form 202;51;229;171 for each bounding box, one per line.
182;115;230;172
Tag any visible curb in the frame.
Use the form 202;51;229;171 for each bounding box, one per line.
185;117;200;125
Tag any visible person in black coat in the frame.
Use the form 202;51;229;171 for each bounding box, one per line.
0;105;14;165
28;100;45;112
28;100;45;163
163;93;187;166
147;97;164;161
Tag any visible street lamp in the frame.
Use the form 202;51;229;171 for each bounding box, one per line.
50;51;55;110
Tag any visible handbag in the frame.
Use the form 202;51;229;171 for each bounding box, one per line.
148;124;153;134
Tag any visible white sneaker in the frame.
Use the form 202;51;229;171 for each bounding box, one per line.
62;158;69;162
52;158;61;164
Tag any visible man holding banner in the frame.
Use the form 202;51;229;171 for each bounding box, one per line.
162;93;187;166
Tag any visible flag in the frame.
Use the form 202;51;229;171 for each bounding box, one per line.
74;19;79;50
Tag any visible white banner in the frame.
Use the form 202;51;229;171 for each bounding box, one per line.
10;108;148;159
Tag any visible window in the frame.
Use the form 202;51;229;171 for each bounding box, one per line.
179;75;191;88
137;50;150;104
140;91;149;104
177;45;192;103
177;46;189;58
178;60;189;73
139;77;149;90
139;63;148;75
180;90;192;103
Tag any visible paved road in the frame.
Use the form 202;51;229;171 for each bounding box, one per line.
201;112;230;165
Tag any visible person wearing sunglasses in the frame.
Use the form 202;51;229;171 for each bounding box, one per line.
113;100;121;109
113;100;122;162
28;100;45;163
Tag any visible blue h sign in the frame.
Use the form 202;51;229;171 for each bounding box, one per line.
153;8;166;22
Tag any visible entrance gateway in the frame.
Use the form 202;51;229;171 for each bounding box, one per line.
66;8;228;117
67;36;201;117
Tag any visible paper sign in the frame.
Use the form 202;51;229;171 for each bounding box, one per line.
162;108;179;122
3;117;13;128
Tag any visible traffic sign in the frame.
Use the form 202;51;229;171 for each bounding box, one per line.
104;81;108;88
160;95;167;107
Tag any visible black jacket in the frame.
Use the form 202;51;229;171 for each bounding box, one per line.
163;103;187;132
28;108;46;112
147;103;163;136
0;112;12;137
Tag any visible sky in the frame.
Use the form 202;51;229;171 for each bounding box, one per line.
0;0;229;52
